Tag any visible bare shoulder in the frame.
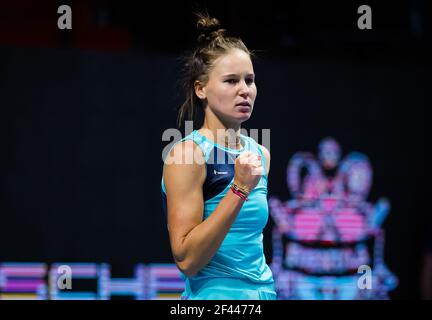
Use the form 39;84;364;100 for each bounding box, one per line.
165;139;205;166
163;139;206;190
258;144;271;175
258;144;270;159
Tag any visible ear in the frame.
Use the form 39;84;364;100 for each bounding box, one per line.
194;80;206;100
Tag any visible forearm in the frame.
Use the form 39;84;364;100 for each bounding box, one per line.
177;189;245;277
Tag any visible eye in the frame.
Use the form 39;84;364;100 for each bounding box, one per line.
225;79;238;84
245;77;255;85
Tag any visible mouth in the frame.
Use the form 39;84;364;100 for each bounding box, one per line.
235;101;251;112
236;106;251;113
236;101;251;107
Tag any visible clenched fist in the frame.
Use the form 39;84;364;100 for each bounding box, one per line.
233;151;263;192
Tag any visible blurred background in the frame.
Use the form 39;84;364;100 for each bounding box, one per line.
0;0;429;299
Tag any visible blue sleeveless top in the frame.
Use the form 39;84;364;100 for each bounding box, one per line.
161;130;275;299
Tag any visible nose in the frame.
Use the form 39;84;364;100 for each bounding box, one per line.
238;79;249;97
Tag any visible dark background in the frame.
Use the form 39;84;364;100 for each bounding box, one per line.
0;0;429;299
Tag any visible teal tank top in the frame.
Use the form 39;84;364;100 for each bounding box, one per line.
161;130;275;299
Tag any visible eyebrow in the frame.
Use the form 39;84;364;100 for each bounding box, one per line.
222;73;255;78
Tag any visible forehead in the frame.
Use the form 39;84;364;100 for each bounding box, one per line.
210;49;254;76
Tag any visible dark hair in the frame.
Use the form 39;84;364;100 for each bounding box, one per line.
177;12;252;128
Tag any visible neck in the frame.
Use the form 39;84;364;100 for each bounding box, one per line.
201;114;242;149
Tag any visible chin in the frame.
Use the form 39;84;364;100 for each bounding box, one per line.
238;113;252;122
220;112;251;126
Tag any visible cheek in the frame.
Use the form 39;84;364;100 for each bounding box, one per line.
215;87;234;103
207;87;231;108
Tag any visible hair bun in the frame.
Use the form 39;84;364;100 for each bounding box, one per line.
196;13;226;44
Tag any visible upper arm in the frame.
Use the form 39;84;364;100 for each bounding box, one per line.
163;140;206;263
259;144;271;176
